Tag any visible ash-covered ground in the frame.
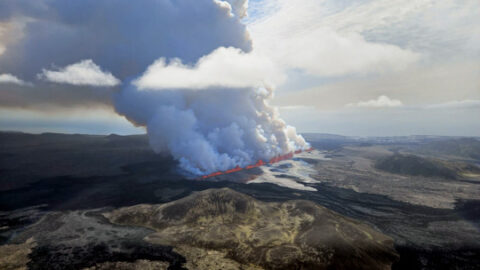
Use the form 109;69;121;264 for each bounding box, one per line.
1;132;479;269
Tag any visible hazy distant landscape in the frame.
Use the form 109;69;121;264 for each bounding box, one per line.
1;132;479;269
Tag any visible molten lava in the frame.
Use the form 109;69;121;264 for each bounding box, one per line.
225;166;242;174
246;159;265;169
200;147;314;179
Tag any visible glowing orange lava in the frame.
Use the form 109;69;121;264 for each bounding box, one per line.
200;147;314;179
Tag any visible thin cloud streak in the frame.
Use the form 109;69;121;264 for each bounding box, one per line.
346;95;403;108
0;73;31;86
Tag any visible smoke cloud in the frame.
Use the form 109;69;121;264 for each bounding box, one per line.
115;82;307;175
0;0;308;175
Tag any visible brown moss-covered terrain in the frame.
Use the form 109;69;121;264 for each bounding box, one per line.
0;238;36;270
106;188;398;270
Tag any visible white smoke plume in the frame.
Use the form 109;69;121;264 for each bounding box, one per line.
115;78;308;175
110;0;308;176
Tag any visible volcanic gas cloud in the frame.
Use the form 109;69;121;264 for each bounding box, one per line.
115;77;308;176
0;0;309;176
112;2;309;176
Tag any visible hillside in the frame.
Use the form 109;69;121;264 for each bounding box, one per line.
106;188;398;270
375;154;457;179
417;138;480;160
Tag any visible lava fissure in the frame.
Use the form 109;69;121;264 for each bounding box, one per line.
200;148;314;179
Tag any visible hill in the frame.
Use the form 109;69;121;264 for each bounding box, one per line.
106;188;398;270
416;138;480;160
375;154;457;179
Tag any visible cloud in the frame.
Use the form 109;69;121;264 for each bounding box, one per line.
0;0;251;81
250;0;480;60
38;60;120;87
217;0;249;18
0;0;252;110
278;105;313;110
135;47;284;90
272;60;480;111
0;0;478;141
248;0;420;77
0;0;309;175
347;95;403;108
320;0;480;57
0;73;31;86
426;100;480;109
285;30;419;77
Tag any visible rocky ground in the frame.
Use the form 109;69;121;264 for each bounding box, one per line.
1;189;398;270
106;188;398;270
311;146;480;209
1;132;479;269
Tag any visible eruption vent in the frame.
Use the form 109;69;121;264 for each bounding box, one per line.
201;147;314;179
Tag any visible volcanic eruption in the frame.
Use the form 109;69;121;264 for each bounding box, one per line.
114;76;310;176
0;0;310;176
111;1;310;176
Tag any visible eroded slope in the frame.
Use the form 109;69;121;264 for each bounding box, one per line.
106;188;398;270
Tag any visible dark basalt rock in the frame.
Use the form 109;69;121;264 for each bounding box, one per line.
27;242;186;270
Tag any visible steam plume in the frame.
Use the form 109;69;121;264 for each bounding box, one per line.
109;1;308;176
115;81;308;175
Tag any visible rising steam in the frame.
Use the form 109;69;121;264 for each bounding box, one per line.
111;2;309;176
114;78;308;175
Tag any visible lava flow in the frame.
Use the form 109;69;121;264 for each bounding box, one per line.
201;147;314;179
